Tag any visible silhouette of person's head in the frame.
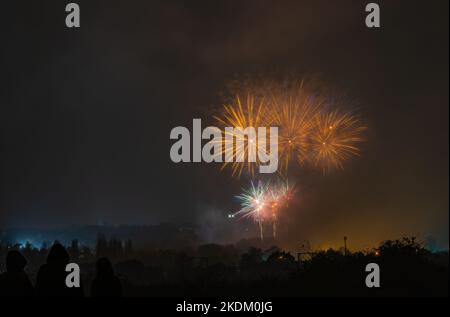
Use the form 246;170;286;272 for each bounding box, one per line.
91;257;122;297
96;257;114;278
35;243;83;296
0;250;33;296
47;243;69;265
6;250;27;272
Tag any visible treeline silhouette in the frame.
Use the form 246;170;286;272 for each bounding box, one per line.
0;236;447;297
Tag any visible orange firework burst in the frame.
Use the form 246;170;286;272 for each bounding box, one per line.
309;110;367;173
213;94;268;177
213;78;368;176
264;84;323;174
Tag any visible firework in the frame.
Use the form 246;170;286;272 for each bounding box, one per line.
214;78;367;176
213;94;268;177
232;180;295;240
232;181;268;240
309;110;367;173
264;84;323;173
233;181;268;221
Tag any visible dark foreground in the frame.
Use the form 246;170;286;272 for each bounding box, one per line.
0;237;448;297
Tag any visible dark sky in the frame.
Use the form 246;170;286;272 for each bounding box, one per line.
1;0;448;249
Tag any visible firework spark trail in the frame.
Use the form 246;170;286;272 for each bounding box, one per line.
232;180;295;240
233;181;268;240
309;110;367;173
214;80;367;176
264;84;323;174
213;94;269;177
233;181;268;221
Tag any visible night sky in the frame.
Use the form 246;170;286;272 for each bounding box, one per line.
1;0;448;250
